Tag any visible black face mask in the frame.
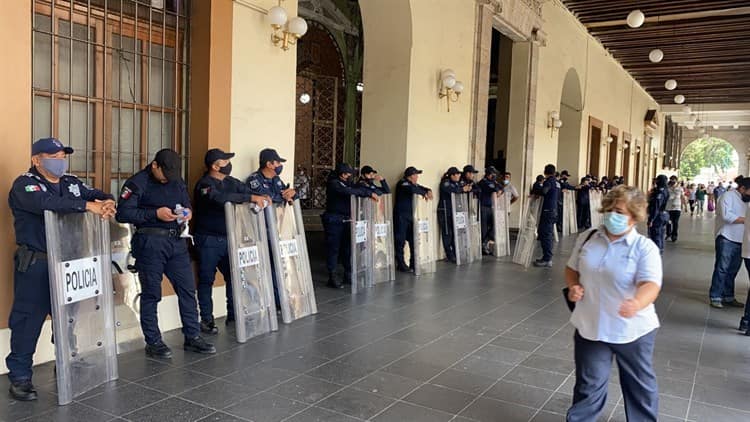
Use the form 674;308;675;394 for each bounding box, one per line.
219;162;232;176
742;194;750;203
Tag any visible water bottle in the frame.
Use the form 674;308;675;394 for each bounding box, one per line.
174;204;188;224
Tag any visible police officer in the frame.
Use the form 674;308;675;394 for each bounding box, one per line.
532;164;560;268
322;163;377;288
116;149;216;359
7;138;115;401
358;165;390;195
461;165;481;194
193;149;270;334
576;175;592;230
438;167;470;262
394;167;433;272
557;170;576;232
477;166;504;255
246;148;296;204
647;175;670;253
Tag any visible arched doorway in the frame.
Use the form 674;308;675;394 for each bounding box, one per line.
679;137;739;183
556;68;583;180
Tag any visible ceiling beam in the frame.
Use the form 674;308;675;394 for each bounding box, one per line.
583;6;750;28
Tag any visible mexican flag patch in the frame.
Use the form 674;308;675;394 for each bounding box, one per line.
24;185;41;192
120;186;132;199
200;187;211;195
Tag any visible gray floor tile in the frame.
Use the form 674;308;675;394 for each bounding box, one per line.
222;364;298;392
381;357;445;381
224;392;308;422
136;368;215;395
351;371;423;399
195;412;248;422
483;380;555;409
521;354;575;375
470;344;530;366
490;336;543;352
503;365;567;391
284;406;361;422
541;392;572;415
431;368;497;395
317;387;395;420
179;379;256;409
305;360;374;385
402;383;475;414
18;402;115;422
269;374;342;404
452;355;513;380
80;383;168;416
371;401;454;422
692;382;750;412
123;397;215;422
459;396;537;422
530;411;565;421
267;351;330;373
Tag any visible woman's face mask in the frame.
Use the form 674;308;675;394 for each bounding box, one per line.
603;211;631;235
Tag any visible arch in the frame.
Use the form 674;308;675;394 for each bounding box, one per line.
680;128;750;177
679;136;742;181
556;67;584;180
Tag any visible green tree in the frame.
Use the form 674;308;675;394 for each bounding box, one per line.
679;137;736;179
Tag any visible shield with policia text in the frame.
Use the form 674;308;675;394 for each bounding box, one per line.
372;193;395;284
512;196;543;268
44;211;118;405
412;194;437;276
562;190;578;237
265;199;317;324
451;192;472;265
491;191;511;257
225;202;278;342
350;196;375;294
589;190;603;228
467;193;483;263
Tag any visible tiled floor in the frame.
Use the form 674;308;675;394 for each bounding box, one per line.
5;217;750;422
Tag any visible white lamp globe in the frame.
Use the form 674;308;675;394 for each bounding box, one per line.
664;79;677;90
288;17;308;37
442;76;456;89
674;94;685;104
626;10;645;28
550;110;560;120
267;6;288;27
441;69;456;79
649;49;664;63
453;81;465;93
554;119;563;129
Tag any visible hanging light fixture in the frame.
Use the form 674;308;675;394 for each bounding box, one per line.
674;94;685;104
664;79;677;90
626;10;645;28
649;49;664;63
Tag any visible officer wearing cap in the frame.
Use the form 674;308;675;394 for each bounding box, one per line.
438;167;471;262
7;138;115;401
557;170;576;233
477;166;504;255
394;166;433;272
193;149;271;334
246;148;296;204
116;149;216;359
358;165;390;195
577;175;593;230
461;165;481;194
322;163;377;288
531;163;561;268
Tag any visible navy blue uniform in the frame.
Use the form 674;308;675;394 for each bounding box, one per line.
437;178;464;262
577;183;592;230
557;178;576;232
246;171;290;204
115;167;199;345
532;176;561;262
358;178;390;196
321;176;371;275
193;174;258;323
647;187;669;253
6;168;111;383
477;177;503;249
394;178;431;269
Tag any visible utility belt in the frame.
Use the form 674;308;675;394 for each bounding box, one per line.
136;227;181;238
16;244;46;273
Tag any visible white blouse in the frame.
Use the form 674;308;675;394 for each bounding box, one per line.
567;228;663;344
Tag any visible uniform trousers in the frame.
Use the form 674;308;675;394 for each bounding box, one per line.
195;234;234;323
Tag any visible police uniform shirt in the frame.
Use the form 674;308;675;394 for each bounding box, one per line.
560;179;576;191
358;178;390;196
9;167;113;252
477;177;502;208
193;173;256;237
115;167;191;230
395;178;430;215
438;178;464;211
460;179;481;195
531;176;561;213
326;176;371;217
246;171;290;204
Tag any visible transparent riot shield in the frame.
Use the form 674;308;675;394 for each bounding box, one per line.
467;195;482;263
44;211;118;405
491;192;511;258
372;194;395;284
512;197;543;268
451;193;471;265
265;200;317;324
350;196;375;294
109;222;143;353
590;191;603;227
562;190;578;237
412;195;437;276
225;203;278;343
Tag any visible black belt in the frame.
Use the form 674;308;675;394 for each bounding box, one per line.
136;227;180;237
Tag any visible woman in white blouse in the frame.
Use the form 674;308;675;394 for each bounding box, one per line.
565;185;663;422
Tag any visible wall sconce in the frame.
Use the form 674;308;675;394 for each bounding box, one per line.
602;135;613;146
547;111;563;134
268;2;308;51
438;69;464;112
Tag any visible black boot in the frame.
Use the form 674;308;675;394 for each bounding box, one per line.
9;380;37;401
184;336;217;354
327;272;343;289
145;341;173;359
200;319;219;335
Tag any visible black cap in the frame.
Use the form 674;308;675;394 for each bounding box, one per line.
336;162;355;175
153;149;182;182
485;166;499;175
404;166;423;177
446;166;461;176
32;137;74;155
360;165;377;176
259;148;287;166
561;170;570;177
463;165;478;174
204;148;235;167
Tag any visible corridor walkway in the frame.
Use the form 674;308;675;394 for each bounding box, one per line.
3;218;749;422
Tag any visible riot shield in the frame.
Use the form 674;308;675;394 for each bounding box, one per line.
44;211;118;405
512;196;543;268
109;222;143;353
590;191;603;227
225;203;278;343
491;192;510;258
451;193;471;265
467;194;482;263
372;194;395;284
350;196;375;294
265;200;317;324
561;190;578;237
412;195;436;276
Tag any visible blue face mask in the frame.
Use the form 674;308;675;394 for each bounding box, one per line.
41;158;68;178
603;212;631;235
275;165;284;176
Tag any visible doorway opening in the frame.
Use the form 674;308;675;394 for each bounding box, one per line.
484;30;513;172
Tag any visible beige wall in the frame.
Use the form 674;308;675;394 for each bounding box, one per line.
231;0;299;181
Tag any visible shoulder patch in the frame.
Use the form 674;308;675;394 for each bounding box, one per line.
24;184;42;192
200;187;211;196
120;186;133;199
401;181;410;186
249;179;261;189
67;184;81;197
